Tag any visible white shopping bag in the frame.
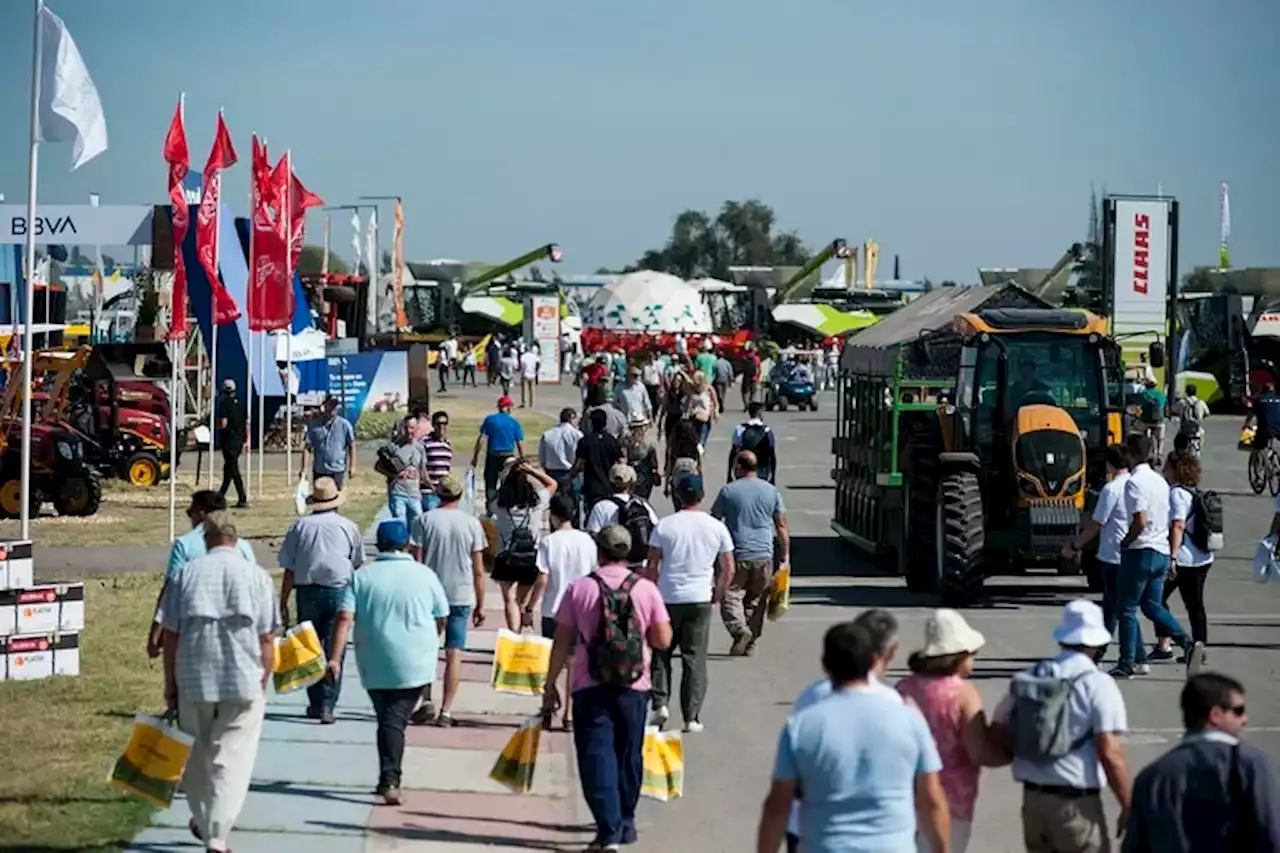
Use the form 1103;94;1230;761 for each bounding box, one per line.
294;476;310;516
463;467;478;516
1253;536;1279;583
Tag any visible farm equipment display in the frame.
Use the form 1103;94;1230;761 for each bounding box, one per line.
0;358;102;519
831;283;1137;605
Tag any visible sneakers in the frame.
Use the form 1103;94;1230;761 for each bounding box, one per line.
1184;642;1206;676
1132;663;1151;675
378;787;402;806
1108;665;1141;679
729;633;752;656
1148;646;1175;661
683;720;704;734
651;706;670;729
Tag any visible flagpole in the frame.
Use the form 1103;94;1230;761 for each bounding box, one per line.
207;114;221;490
168;336;178;541
284;150;294;485
244;159;255;503
258;330;266;494
20;0;46;540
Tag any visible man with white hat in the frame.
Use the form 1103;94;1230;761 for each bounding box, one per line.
991;600;1133;853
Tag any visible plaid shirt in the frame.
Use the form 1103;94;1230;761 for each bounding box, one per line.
158;545;279;703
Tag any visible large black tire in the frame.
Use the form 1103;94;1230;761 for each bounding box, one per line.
904;422;942;593
938;469;986;605
54;470;103;517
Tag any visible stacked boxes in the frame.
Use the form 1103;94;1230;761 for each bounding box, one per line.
0;541;82;681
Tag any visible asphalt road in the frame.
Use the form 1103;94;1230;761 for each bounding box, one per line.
626;392;1280;853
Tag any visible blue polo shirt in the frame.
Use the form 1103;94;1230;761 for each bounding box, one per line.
338;552;449;690
306;415;355;474
166;524;257;580
480;412;524;454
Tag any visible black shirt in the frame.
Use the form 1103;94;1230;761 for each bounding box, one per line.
220;393;246;445
577;430;623;499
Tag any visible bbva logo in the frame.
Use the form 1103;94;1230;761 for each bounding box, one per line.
8;216;78;237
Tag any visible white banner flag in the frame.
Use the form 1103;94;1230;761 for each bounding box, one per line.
350;211;362;272
364;210;378;331
37;6;108;170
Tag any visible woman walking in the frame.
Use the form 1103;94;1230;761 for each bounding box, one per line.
624;414;660;500
1153;451;1212;664
684;371;718;448
896;609;1009;853
491;458;558;632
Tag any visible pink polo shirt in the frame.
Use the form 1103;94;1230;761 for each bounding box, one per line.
555;562;669;693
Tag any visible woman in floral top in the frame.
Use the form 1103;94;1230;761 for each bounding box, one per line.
896;609;1010;853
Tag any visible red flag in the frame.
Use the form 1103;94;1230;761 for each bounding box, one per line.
248;137;290;331
163;98;190;341
195;111;241;325
288;169;324;260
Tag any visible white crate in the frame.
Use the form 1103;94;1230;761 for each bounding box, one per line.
0;583;85;637
3;632;80;680
0;541;33;591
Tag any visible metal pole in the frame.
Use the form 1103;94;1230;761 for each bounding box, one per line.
168;338;178;541
208;172;219;490
257;330;266;495
244;171;255;502
20;0;46;540
284;151;294;483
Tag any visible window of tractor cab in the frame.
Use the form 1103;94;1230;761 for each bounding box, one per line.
972;333;1103;414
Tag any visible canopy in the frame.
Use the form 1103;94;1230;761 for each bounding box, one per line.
584;271;713;333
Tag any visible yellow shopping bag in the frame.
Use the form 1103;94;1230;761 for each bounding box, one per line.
767;563;791;622
641;728;684;802
108;713;195;808
1241;425;1257;451
273;620;326;694
489;716;542;794
490;629;553;696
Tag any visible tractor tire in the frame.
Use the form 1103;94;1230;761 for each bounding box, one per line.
54;470;103;517
938;470;986;606
125;451;162;487
904;422;942;593
0;478;22;520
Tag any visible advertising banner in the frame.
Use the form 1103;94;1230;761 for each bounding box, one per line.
1110;198;1172;339
525;294;561;383
0;204;154;245
326;349;409;429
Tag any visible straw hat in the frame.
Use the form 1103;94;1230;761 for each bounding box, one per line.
628;412;650;428
306;476;345;511
1052;600;1111;647
917;609;986;658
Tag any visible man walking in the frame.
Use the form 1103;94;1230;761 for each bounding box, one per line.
387;415;427;531
538;407;583;501
1113;433;1202;679
730;403;777;483
327;520;450;805
1123;672;1280;851
1063;444;1130;642
741;347;762;409
711;451;789;656
471;396;525;514
419;411;453;511
217;379;248;508
616;365;653;425
713;350;733;414
542;524;672;850
278;477;366;724
519;345;540;408
588;387;629;440
412;473;487;727
571;408;624;520
158;511;277;851
645;474;735;733
301;396;356;489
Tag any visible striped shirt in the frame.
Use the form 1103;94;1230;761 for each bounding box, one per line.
420;433;453;494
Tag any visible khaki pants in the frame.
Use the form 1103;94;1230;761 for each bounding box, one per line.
521;376;536;407
720;557;774;643
1022;788;1110;853
179;694;267;851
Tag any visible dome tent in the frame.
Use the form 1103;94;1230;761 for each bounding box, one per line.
583;271;713;334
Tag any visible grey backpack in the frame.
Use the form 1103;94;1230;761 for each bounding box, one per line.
1008;664;1092;762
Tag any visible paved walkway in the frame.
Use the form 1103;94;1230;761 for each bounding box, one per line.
126;584;597;852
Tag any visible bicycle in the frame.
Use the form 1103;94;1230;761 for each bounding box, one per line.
1247;439;1280;496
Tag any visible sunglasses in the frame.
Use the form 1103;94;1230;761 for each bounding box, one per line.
433;420;449;427
1225;704;1247;717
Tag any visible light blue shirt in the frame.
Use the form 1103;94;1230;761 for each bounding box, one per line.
166;525;257;580
338;552;449;691
306;415;355;474
279;511;366;588
710;477;784;561
773;688;941;852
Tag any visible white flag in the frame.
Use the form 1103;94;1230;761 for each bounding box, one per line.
364;210;378;331
350;211;363;272
1221;182;1231;241
37;6;108;170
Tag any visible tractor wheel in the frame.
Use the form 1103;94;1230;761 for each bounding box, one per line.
125;452;162;487
904;422;941;593
937;469;986;606
0;478;22;520
54;470;103;517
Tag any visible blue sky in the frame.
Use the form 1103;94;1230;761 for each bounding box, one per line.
0;0;1275;282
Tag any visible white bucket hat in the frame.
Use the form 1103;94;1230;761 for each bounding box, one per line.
918;609;986;658
1052;599;1112;647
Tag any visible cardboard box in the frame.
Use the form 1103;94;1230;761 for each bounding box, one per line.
0;583;85;637
0;541;33;591
3;633;81;680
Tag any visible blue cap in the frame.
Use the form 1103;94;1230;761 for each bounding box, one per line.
376;519;410;551
674;473;704;502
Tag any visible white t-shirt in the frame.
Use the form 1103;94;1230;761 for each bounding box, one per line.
648;510;734;604
520;351;540;380
1090;471;1130;565
536;527;597;618
443;338;458;360
1123;463;1171;555
1170;485;1213;567
586;493;660;534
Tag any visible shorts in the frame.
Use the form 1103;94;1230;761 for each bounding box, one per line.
422;493;442;511
444;605;472;651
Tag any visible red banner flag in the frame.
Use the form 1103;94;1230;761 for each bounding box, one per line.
163;98;190;341
248;139;291;331
288;168;324;261
196;111;241;325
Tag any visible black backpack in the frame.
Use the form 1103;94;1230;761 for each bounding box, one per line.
1186;487;1225;552
374;442;408;480
586;572;646;686
610;496;654;563
496;513;538;573
740;423;769;453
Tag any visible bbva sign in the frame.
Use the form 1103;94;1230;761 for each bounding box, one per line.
0;204;154;246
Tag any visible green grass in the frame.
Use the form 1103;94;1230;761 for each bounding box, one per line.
0;402;553;850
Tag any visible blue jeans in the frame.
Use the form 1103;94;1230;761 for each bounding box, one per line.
295;585;348;713
388;493;424;531
573;685;648;846
1100;560;1119;639
421;493;442;512
1117;548;1190;668
315;469;345;489
444;605;471;650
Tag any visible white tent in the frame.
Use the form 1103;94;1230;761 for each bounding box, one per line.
584;271;713;333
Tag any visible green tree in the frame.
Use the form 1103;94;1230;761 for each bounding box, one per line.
296;245;350;275
630;199;813;279
1068;187;1106;312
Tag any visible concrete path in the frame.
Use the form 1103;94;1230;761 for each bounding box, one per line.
126;584;597;852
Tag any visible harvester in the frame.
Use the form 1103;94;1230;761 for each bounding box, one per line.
831;283;1155;604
